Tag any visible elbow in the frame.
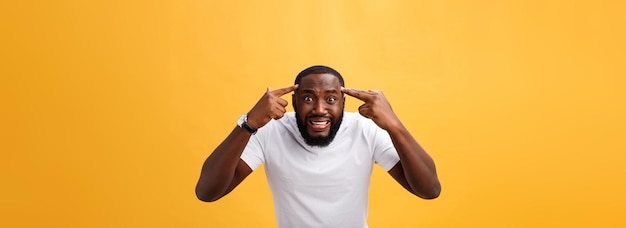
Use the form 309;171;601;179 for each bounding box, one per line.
417;183;441;200
195;185;222;202
420;189;440;200
196;191;223;202
196;192;218;202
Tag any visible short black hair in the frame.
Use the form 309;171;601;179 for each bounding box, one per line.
294;65;344;87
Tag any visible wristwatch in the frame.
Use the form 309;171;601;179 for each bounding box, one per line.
237;114;257;134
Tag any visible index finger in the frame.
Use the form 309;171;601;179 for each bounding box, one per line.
341;87;371;101
270;84;299;97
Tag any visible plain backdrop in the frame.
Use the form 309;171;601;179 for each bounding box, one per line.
1;0;625;227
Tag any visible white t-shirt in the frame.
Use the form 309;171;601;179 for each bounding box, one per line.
241;112;400;228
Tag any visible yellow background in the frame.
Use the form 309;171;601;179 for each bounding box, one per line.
1;0;625;227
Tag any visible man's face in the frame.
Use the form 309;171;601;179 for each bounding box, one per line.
293;73;345;147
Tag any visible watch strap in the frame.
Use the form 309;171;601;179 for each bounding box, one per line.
241;120;257;134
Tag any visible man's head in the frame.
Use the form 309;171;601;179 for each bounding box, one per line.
292;65;345;147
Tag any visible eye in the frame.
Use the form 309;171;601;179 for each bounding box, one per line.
303;96;313;102
327;97;337;103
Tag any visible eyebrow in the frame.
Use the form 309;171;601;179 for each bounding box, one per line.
300;89;339;94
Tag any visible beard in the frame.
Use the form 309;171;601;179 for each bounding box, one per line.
295;108;344;147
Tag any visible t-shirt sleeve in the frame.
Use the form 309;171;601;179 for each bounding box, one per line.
371;123;401;171
240;133;265;171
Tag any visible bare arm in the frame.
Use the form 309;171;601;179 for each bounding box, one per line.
195;127;254;202
342;87;441;199
195;85;298;202
385;124;441;199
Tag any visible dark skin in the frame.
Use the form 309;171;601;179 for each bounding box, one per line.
195;73;440;202
293;74;344;143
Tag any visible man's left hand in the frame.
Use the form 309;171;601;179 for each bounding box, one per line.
341;87;401;131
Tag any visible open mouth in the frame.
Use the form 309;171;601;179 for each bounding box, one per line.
307;119;330;131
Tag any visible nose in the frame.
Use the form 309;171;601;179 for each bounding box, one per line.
312;101;327;115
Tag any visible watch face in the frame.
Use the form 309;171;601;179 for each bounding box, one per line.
238;114;247;126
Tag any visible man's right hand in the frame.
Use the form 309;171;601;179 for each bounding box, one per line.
246;84;298;129
196;84;297;202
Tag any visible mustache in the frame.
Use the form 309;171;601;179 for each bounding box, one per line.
305;115;332;119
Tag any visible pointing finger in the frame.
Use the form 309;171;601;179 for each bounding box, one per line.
271;84;299;97
277;97;288;107
341;87;371;101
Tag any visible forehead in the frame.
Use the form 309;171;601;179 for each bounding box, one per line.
298;73;341;89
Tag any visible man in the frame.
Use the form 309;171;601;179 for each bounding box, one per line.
195;65;441;227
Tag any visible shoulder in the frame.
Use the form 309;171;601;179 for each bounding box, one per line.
276;112;296;126
258;112;297;133
342;112;377;128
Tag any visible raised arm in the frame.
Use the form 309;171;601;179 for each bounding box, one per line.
341;87;441;199
195;85;298;202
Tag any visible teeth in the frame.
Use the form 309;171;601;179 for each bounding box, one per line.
311;121;328;125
